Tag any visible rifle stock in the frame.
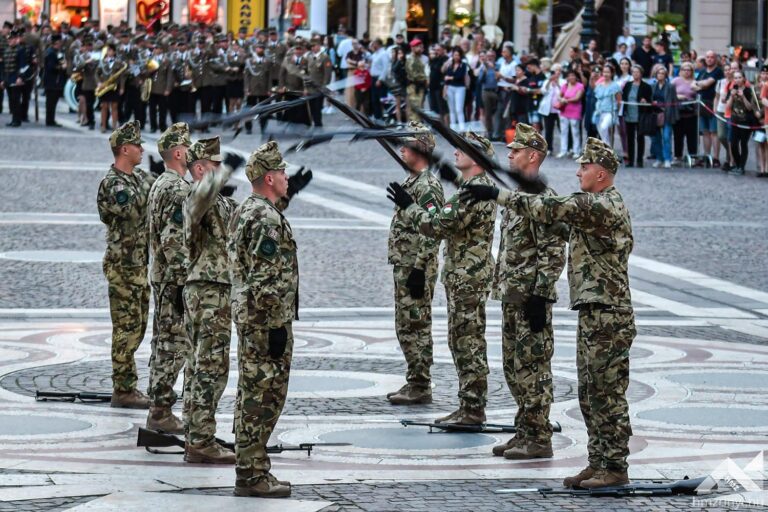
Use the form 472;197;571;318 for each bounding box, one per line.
35;390;112;402
495;475;715;497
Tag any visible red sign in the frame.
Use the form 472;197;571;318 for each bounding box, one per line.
137;0;170;28
189;0;217;24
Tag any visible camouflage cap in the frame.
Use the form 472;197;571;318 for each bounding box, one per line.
246;141;287;181
576;137;621;174
464;131;494;157
506;123;547;153
401;121;436;154
187;136;223;163
109;120;144;148
157;122;192;152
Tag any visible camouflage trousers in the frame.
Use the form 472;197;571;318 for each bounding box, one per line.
393;263;438;391
502;302;554;443
406;85;425;122
105;266;150;392
183;282;232;447
234;322;293;486
446;285;489;411
147;282;190;409
577;305;636;472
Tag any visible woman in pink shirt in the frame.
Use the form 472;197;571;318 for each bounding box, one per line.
557;68;585;157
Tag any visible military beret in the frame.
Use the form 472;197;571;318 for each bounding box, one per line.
401;121;436;154
576;137;621;174
246;141;287;182
157;123;192;152
110;120;144;148
409;38;423;48
464;131;494;157
506;123;548;154
188;136;223;163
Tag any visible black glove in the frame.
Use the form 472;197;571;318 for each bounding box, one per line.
287;166;313;199
223;152;246;171
386;182;415;209
524;295;548;333
459;184;499;205
437;160;460;185
267;326;288;358
148;155;164;177
405;268;426;299
174;286;185;315
220;184;237;197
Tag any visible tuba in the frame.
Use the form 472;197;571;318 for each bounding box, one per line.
140;58;160;102
95;61;128;98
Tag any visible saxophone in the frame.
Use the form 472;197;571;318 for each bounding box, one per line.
95;61;128;98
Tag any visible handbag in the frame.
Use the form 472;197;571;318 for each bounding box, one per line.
656;111;666;127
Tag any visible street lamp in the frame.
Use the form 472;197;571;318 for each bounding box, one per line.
580;0;597;49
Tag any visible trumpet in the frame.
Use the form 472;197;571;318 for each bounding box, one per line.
95;61;128;98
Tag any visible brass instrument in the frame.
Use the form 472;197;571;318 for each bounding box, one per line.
95;61;128;98
140;58;159;102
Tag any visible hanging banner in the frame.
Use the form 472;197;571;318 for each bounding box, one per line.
189;0;217;24
100;0;129;28
16;0;44;24
227;0;264;33
137;0;170;29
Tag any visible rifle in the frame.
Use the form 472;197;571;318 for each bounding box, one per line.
400;419;562;434
412;107;546;194
285;127;423;154
188;93;314;131
137;427;349;456
494;476;716;497
35;390;111;402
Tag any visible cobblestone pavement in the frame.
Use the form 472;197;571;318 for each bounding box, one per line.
0;103;767;510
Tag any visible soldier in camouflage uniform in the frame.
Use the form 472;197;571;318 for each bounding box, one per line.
229;141;302;498
486;124;566;459
96;121;155;409
405;39;427;122
386;123;444;406
146;122;192;433
461;137;635;489
182;137;239;464
387;132;497;424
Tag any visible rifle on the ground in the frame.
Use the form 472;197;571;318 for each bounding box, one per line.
400;419;562;434
137;427;349;456
35;390;111;402
494;475;716;497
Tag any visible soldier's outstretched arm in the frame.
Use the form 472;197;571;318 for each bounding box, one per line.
497;189;612;234
185;164;234;229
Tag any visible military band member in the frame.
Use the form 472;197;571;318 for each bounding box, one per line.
73;36;98;129
96;121;155;409
461;136;636;489
148;42;174;133
488;124;566;459
386;123;444;406
387;132;497;424
146;123;192;434
225;41;246;128
43;33;67;127
200;35;228;120
244;41;271;135
266;27;287;88
183;137;239;464
1;28;27;127
278;41;310;126
306;36;332;127
97;43;122;133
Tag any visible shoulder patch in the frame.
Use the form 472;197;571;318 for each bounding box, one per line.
442;203;453;214
116;190;129;205
259;238;277;257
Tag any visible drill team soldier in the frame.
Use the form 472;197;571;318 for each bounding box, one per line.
146;122;192;434
461;136;635;489
387;132;497;424
489;124;566;459
183;137;239;464
228;141;304;497
96;121;155;409
386;123;444;406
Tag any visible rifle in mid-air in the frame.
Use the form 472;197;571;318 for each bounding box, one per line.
35;390;111;402
400;419;562;434
494;475;716;497
136;427;348;456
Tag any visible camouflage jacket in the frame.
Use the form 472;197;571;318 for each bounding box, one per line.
405;54;427;85
228;193;298;328
97;166;155;273
184;167;237;285
404;173;496;292
387;169;444;269
498;185;633;309
148;169;190;285
492;187;566;304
